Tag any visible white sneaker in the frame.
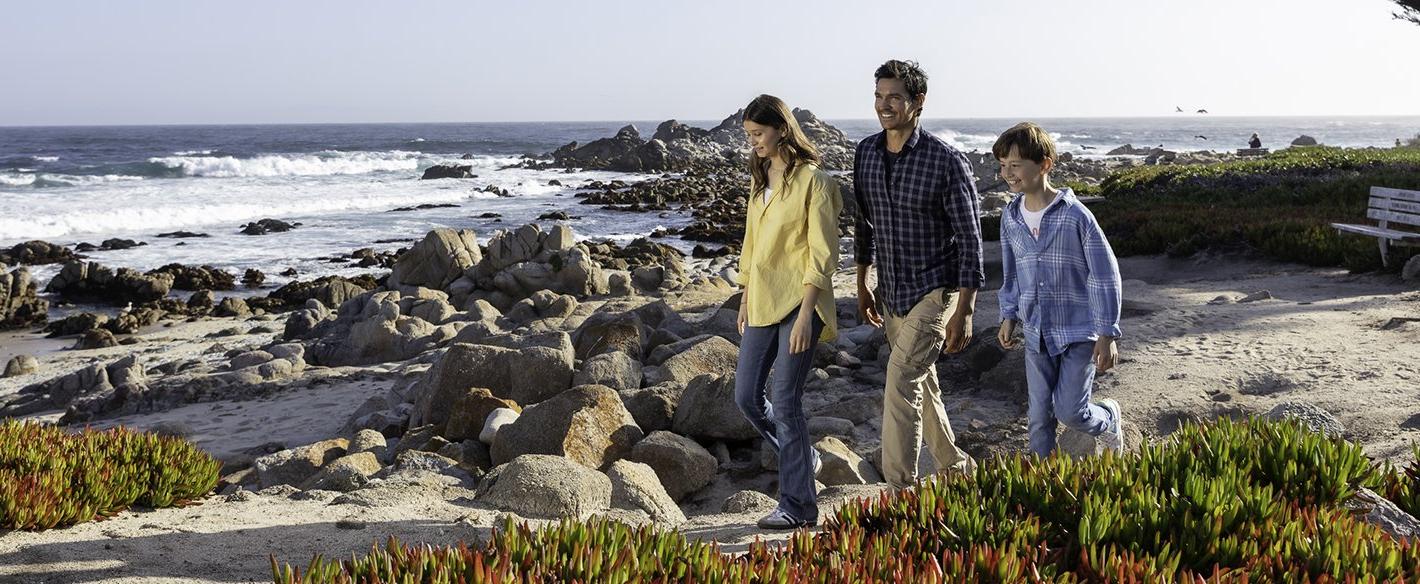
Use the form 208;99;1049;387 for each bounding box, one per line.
757;507;815;530
811;448;822;476
1097;398;1125;452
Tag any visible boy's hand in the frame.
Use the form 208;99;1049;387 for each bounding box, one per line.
1093;337;1118;374
857;286;883;328
997;320;1019;349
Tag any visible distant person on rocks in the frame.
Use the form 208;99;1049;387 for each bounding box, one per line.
853;59;981;490
994;122;1126;457
734;94;843;530
1249;133;1263;149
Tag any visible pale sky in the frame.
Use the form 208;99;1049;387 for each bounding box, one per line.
2;0;1418;125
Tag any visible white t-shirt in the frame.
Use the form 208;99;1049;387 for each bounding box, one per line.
1020;192;1062;240
763;187;773;205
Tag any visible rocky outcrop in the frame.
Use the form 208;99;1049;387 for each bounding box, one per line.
606;460;686;525
474;454;612;519
303;290;463;366
1;266;48;330
420;164;476;180
0;355;147;418
1291;135;1319;147
550;108;854;172
45;261;173;305
265;275;375;311
0;240;78;266
490;384;643;469
450;224;607;306
239;218;301;235
3;355;38;378
671;374;760;441
147;263;236;291
388;229;481;291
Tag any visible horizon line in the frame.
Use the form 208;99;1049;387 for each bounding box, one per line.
4;112;1420;130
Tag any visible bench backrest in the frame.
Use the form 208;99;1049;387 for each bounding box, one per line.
1369;187;1420;230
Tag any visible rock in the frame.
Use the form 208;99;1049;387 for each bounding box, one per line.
267;276;372;310
1291;135;1319;147
443;388;521;442
409;339;573;428
44;312;109;337
1266;402;1345;437
45;261;174;305
474;454;612;519
481;407;519;444
147;263;236;291
490;385;643;469
253;438;350;488
721;490;777;514
73;329;118;350
626;431;717;502
1347;487;1420;543
1;266;48;330
421;164;475;180
155;231;209;239
1238;290;1272;303
572;312;648;360
807;416;855;439
671;374;760;441
215;297;251;318
1404;255;1420;283
303;291;442;367
1;240;79;266
814;436;882;485
573;351;643;391
389;228;482;291
642;335;738;386
608;272;633;296
3;355;38;378
240;218;301;235
349;429;388;462
617;382;684;433
605;460;686;526
300;452;381;492
243;269;266;288
979;349;1028;400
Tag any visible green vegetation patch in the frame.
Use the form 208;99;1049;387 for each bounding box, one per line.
0;420;220;530
273;418;1420;583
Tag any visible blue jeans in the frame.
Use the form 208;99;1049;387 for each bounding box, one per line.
1025;336;1111;457
734;307;823;522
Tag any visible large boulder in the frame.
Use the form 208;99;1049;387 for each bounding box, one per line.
3;355;38;378
626;431;717;502
643;335;739;387
1291;135;1319;147
617;382;684;433
443;388;521;442
147;263;236;291
389;228;481;291
814;436;883;486
0;355;147;418
490;385;643;469
0;241;78;266
45;261;173;305
253;438;350;488
304;291;447;366
266;276;372;310
420;164;475;180
572;311;648;361
300;452;382;492
606;460;686;526
1;266;48;330
671;374;760;441
474;454;612;519
573;351;642;391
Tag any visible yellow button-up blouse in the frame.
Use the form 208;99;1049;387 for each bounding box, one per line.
739;163;843;342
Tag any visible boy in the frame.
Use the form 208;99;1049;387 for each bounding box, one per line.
994;122;1125;456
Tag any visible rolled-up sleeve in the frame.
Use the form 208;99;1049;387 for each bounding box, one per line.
803;173;843;292
944;151;984;289
1081;208;1123;338
738;198;756;288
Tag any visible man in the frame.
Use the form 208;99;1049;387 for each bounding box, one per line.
854;60;983;489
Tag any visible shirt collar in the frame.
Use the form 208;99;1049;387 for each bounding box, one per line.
875;125;923;155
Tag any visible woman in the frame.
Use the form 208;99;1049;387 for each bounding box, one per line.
734;94;843;529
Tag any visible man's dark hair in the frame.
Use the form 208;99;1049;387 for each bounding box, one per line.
874;60;928;98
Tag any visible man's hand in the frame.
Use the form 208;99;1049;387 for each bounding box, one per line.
997;319;1019;349
857;285;883;328
944;311;973;354
1093;336;1118;374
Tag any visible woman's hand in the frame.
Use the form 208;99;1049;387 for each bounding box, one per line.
737;301;748;335
789;312;814;354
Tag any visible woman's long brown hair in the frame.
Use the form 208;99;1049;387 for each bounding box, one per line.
743;94;820;197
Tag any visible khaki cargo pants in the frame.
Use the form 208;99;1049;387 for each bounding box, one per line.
880;287;972;488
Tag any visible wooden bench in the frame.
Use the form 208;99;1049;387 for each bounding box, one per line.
1236;147;1269;157
1331;187;1420;267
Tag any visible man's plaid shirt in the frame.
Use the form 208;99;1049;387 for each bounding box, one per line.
853;126;985;316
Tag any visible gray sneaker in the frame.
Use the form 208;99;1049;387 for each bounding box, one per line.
756;507;815;530
1097;398;1125;452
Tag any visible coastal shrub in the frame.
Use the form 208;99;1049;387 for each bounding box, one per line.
272;417;1420;583
1093;147;1420;270
0;420;220;530
1382;443;1420;521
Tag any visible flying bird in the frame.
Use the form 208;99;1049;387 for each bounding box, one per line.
1175;106;1184;113
1196;109;1209;114
1195;135;1209;140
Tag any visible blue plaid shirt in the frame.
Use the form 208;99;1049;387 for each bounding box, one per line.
998;188;1123;356
853;126;985;316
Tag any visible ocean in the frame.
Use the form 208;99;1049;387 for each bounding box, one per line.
3;116;1418;290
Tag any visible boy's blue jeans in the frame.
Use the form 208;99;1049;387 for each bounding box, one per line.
734;307;823;522
1025;335;1112;457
